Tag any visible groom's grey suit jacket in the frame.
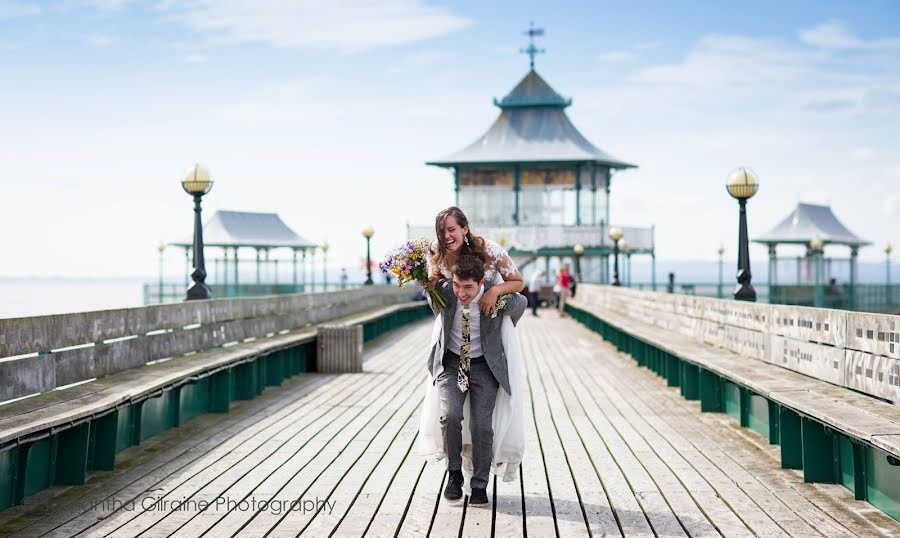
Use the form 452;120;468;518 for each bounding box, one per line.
427;280;526;395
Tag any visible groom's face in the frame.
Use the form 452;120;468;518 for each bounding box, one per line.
452;275;483;306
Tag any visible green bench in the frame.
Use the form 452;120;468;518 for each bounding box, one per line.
0;288;429;512
568;284;900;523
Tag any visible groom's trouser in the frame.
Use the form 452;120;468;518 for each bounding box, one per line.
438;351;499;490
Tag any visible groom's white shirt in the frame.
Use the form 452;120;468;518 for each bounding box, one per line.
447;284;484;357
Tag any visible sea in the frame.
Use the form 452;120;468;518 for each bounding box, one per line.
0;279;146;319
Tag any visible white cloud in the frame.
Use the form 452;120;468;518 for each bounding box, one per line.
598;50;637;63
86;32;116;46
183;52;208;63
0;1;40;18
159;0;471;53
799;20;900;51
849;147;875;160
73;0;128;11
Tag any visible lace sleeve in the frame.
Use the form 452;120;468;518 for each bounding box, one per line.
484;238;521;280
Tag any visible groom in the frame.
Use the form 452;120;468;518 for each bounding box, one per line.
427;255;526;506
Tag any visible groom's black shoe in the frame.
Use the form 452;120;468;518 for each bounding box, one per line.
444;470;464;503
469;487;489;507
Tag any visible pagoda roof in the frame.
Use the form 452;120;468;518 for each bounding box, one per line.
428;70;636;169
494;70;572;108
753;203;870;247
171;210;318;249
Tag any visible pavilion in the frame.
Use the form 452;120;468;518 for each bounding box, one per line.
753;202;870;307
168;210;320;296
412;29;656;285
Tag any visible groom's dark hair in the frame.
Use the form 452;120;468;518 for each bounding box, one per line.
452;255;485;282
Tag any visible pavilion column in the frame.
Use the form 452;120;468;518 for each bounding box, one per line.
575;164;582;226
513;166;520;225
454;168;460;207
222;247;228;291
605;171;612;233
310;249;316;291
255;248;261;284
301;249;308;292
591;167;597;226
233;247;239;293
292;249;298;291
850;246;859;309
768;245;777;289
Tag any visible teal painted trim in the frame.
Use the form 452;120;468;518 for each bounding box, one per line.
801;417;838;483
0;448;16;510
768;400;781;445
723;380;741;422
681;363;700;400
780;406;803;470
748;393;769;439
699;369;723;412
23;439;51;497
54;422;90;486
89;411;118;471
867;446;900;521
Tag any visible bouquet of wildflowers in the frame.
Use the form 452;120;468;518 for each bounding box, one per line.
379;238;447;311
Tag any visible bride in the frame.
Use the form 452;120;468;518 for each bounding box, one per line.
417;206;527;486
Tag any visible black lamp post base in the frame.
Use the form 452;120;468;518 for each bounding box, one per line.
733;283;757;302
186;282;211;300
186;268;211;300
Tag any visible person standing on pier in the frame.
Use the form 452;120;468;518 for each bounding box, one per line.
418;206;527;507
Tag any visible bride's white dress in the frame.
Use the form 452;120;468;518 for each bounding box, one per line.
416;239;526;484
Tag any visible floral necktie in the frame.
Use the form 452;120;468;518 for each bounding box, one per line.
457;307;471;392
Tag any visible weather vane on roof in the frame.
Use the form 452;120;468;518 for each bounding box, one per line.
520;21;545;70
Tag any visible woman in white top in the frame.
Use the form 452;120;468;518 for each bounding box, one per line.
418;206;527;485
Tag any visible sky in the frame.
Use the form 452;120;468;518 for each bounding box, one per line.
1;0;899;280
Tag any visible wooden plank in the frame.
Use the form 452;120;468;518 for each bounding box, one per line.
204;332;429;536
359;444;427;536
322;408;423;536
82;328;427;537
394;459;445;537
517;347;559;538
270;382;424;534
492;465;524;538
158;366;421;536
558;316;873;537
14;372;339;537
526;331;622;536
588;330;866;537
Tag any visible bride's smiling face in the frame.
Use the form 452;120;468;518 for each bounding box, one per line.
441;216;468;253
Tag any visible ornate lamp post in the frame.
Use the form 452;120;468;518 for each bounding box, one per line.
362;227;375;285
618;239;630;287
726;167;759;301
609;227;624;286
717;244;726;298
809;236;824;307
182;164;213;301
157;242;167;303
321;242;330;291
573;243;584;281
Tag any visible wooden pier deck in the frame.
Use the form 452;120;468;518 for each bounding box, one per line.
2;314;899;537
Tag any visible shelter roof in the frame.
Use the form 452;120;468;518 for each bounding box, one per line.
753;203;870;247
171;210;317;249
